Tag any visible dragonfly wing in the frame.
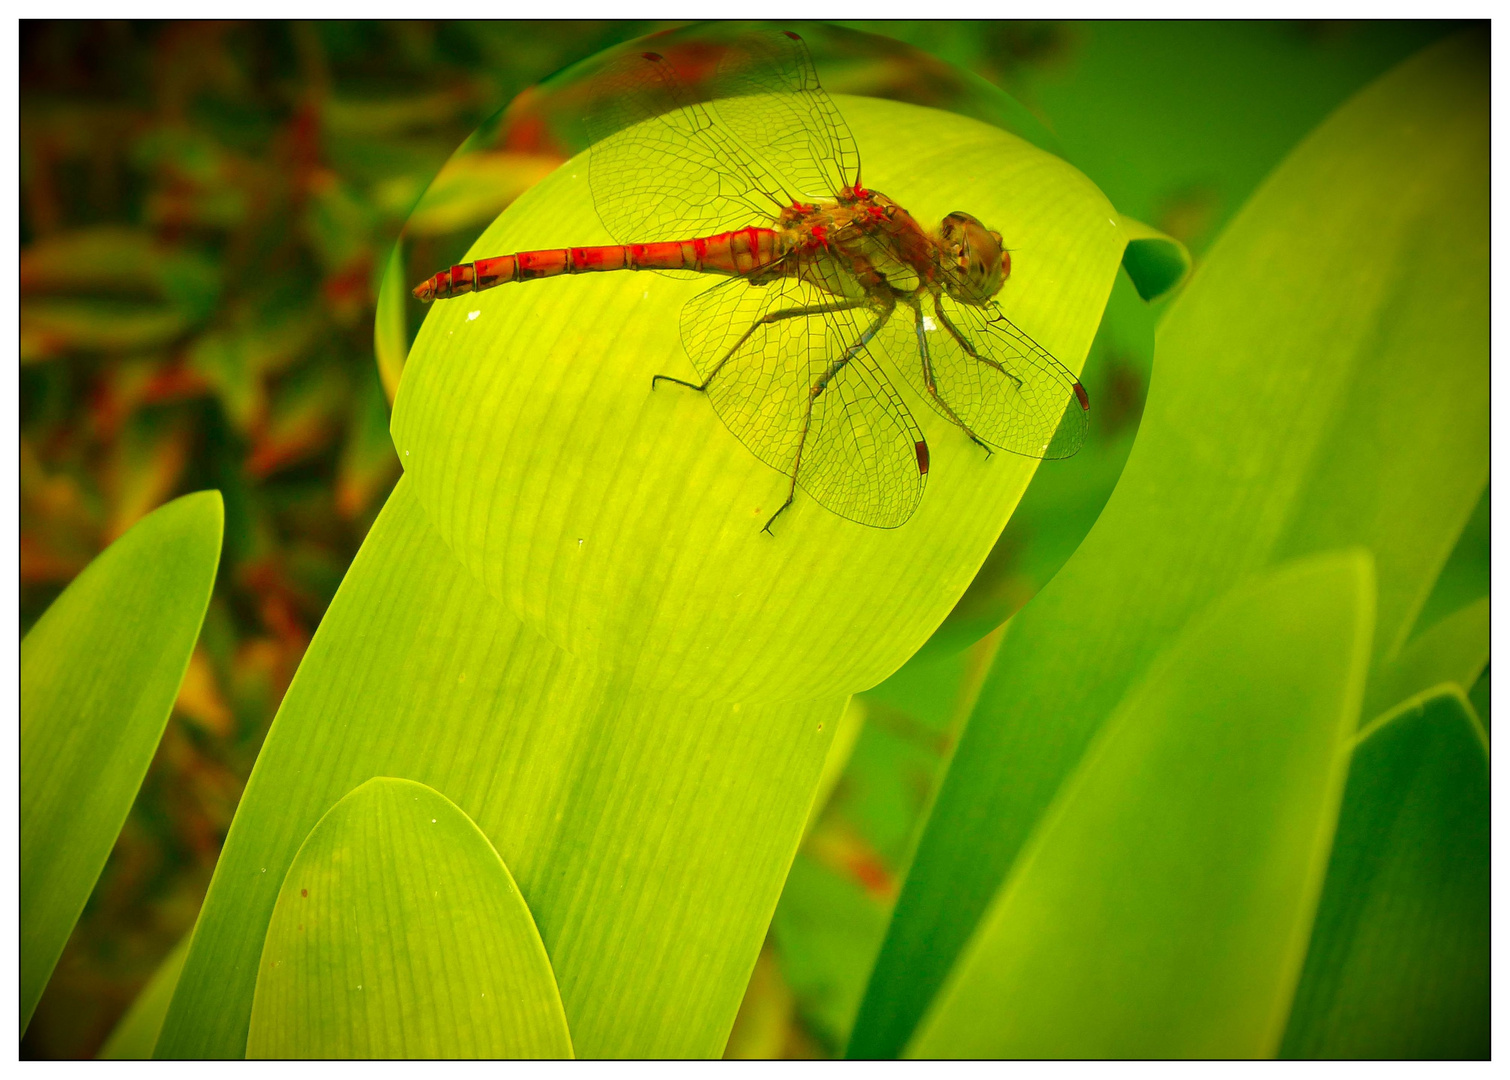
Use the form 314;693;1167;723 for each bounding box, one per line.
801;327;930;528
586;49;792;251
680;277;927;528
901;296;1089;459
706;30;861;200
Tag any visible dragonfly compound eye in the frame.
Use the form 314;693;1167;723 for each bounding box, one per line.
941;213;1007;304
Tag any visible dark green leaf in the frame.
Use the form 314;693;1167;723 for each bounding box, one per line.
910;552;1373;1057
1281;688;1489;1059
851;32;1487;1057
1363;597;1488;723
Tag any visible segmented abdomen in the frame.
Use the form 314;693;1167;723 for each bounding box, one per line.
413;226;784;302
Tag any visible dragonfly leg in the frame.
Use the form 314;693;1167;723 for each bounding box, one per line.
932;295;1023;391
764;305;892;534
652;299;871;393
912;300;993;457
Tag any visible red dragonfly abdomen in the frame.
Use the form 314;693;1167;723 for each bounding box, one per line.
413;226;784;302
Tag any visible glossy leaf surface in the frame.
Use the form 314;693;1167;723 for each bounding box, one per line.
391;94;1146;704
1281;688;1489;1059
247;777;571;1059
852;32;1487;1057
159;95;1143;1058
21;491;223;1031
158;477;843;1059
909;552;1373;1057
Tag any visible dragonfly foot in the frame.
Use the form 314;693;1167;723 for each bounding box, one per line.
651;374;706;393
761;498;794;535
970;435;994;458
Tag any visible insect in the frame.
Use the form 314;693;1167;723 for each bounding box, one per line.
414;30;1088;533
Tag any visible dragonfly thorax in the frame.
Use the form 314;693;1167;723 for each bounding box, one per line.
791;193;1010;310
784;189;934;297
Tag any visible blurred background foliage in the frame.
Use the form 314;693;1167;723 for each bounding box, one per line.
20;19;1469;1059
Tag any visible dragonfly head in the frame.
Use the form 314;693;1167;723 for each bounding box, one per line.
939;211;1009;305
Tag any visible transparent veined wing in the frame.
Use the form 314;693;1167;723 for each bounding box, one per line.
585;47;792;254
883;295;1089;459
706;29;861;201
679;275;928;528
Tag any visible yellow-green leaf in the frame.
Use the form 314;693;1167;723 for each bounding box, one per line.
22;490;223;1031
391;94;1135;703
910;551;1374;1057
159;94;1141;1058
156;478;842;1058
247;777;571;1059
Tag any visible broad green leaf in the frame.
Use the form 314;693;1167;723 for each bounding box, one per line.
21;490;223;1032
161;94;1140;1059
247;777;571;1059
1362;596;1488;723
909;551;1374;1057
852;31;1487;1057
98;933;192;1060
1281;687;1489;1059
158;478;843;1059
390;94;1145;703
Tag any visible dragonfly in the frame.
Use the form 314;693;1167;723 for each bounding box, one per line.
414;30;1088;533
